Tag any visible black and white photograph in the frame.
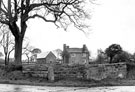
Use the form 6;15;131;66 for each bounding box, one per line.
0;0;135;92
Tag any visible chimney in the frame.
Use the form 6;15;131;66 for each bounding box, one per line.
63;44;66;51
83;44;87;52
67;46;69;49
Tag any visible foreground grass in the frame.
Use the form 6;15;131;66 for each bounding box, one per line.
0;72;135;87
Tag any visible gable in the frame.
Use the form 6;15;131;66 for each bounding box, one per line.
37;51;58;59
46;52;56;59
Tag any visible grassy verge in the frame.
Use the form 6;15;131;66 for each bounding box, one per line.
0;75;135;87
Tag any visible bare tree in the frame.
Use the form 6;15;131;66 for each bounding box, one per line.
23;44;41;63
53;49;62;59
31;48;41;62
0;0;92;68
0;25;14;65
22;43;35;63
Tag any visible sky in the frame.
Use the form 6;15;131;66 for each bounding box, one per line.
25;0;135;58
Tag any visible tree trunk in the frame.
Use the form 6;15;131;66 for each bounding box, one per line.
26;54;29;64
8;16;27;70
7;48;14;65
5;53;8;66
4;46;8;66
110;56;113;63
14;36;23;70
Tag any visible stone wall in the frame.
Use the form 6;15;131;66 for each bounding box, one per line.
54;63;127;80
23;64;48;78
23;64;55;81
53;64;86;79
127;63;135;79
23;63;127;81
86;63;127;80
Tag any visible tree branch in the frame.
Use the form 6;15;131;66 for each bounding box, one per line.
0;8;8;16
29;0;77;12
0;20;8;25
8;22;20;38
8;0;12;20
14;0;18;21
1;0;8;12
26;14;56;22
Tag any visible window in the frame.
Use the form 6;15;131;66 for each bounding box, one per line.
49;61;52;63
82;53;86;57
82;59;86;64
71;61;74;63
71;53;76;57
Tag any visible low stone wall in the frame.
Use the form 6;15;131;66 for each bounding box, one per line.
22;63;127;81
127;63;135;79
23;64;55;81
86;63;127;80
53;64;86;79
53;63;127;80
23;64;48;78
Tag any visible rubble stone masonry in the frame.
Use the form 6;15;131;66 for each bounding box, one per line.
23;63;127;81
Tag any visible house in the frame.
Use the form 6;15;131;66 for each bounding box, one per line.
37;51;57;64
62;44;90;65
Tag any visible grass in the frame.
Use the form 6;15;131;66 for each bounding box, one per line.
0;72;135;87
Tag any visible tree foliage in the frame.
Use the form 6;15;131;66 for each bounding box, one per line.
31;48;42;55
53;49;62;59
95;49;108;64
31;48;42;61
105;44;122;63
112;51;133;63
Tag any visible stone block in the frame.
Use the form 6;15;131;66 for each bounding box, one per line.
48;66;54;82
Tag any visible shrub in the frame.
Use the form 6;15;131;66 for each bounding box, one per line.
5;64;22;72
112;51;132;63
6;71;24;80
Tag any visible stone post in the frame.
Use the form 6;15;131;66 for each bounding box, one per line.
48;66;54;82
86;69;90;80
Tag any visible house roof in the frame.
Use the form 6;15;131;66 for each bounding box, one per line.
66;48;89;53
63;44;89;53
37;51;50;59
66;48;83;53
37;50;62;59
